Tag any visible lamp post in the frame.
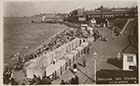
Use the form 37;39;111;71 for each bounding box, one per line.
93;51;97;82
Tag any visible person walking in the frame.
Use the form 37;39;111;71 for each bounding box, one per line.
70;76;75;84
70;74;79;84
75;74;79;84
73;63;78;74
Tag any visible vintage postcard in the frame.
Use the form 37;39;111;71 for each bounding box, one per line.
2;0;139;85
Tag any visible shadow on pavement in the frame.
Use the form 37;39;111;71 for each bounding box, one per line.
107;58;123;69
77;62;85;67
77;68;95;82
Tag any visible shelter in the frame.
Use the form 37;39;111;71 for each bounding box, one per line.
123;53;137;71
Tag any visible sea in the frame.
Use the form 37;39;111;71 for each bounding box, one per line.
4;17;69;64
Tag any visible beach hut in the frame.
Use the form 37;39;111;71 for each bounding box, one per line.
26;61;45;79
61;45;67;57
70;50;79;63
61;43;68;54
63;43;68;53
74;38;80;48
26;62;36;78
79;38;87;45
66;41;73;52
80;42;89;54
64;53;74;66
64;43;70;53
53;60;66;78
45;64;55;80
68;42;73;51
40;54;51;67
71;38;78;50
71;40;74;50
56;45;67;59
54;48;61;59
45;60;66;80
75;46;84;57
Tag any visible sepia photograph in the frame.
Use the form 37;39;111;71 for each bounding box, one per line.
3;0;138;85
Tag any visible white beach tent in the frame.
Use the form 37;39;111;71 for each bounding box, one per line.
80;38;88;44
80;42;89;54
53;60;66;77
45;60;66;78
26;61;44;79
45;64;55;77
64;53;74;66
71;38;79;50
71;40;74;50
54;45;67;59
75;38;80;48
54;48;60;59
26;53;52;79
81;42;89;49
63;43;69;53
26;62;36;78
65;42;71;53
33;63;45;79
59;45;67;59
39;53;51;67
68;42;73;51
75;46;84;57
70;50;79;63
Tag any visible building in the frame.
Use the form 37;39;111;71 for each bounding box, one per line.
67;8;86;23
85;6;138;19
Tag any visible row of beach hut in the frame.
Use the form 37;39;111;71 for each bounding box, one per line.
25;38;90;79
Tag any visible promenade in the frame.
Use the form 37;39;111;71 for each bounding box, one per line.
52;19;137;84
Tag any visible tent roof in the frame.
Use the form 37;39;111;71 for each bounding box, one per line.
64;53;74;59
81;42;89;47
76;46;84;51
45;60;66;76
70;50;79;54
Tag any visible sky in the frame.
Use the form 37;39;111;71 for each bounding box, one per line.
4;0;137;17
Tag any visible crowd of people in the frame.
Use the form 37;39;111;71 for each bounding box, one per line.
4;25;100;85
60;74;79;84
3;67;18;85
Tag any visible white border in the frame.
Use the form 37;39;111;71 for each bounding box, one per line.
1;0;140;86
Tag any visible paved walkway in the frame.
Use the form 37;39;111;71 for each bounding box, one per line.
52;43;96;84
94;19;135;71
52;19;136;84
